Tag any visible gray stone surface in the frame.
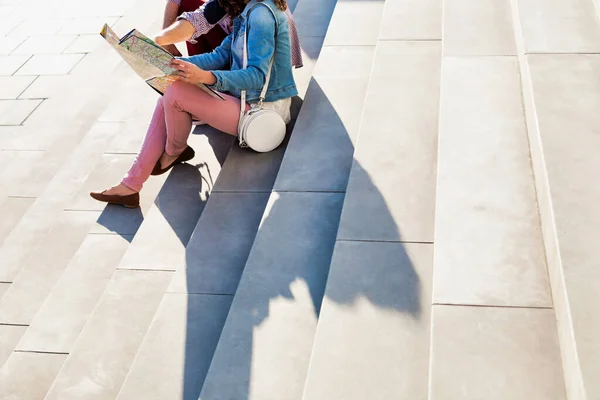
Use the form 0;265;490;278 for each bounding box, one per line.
0;150;47;198
273;78;368;192
0;36;25;55
0;325;27;368
67;151;133;211
324;0;385;46
0;210;100;324
444;0;516;56
169;192;270;295
312;45;375;79
302;241;432;400
60;17;119;35
16;234;131;353
0;55;29;75
15;54;84;75
0;352;66;400
63;34;104;54
517;0;600;53
528;53;600;399
12;35;77;55
19;75;73;99
337;41;440;243
117;293;232;400
0;76;36;100
434;56;551;307
429;306;566;400
211;141;285;193
45;270;173;400
292;0;337;38
379;0;442;40
292;35;325;98
118;131;230;270
0;99;42;125
200;192;344;400
0;197;35;245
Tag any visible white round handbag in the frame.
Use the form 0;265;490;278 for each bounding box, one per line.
237;2;287;153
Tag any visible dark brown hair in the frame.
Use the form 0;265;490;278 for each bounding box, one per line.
218;0;287;18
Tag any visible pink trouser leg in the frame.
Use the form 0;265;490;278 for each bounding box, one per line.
122;81;248;192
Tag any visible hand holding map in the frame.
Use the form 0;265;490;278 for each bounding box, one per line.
100;23;224;100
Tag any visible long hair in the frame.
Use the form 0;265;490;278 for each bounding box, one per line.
218;0;287;18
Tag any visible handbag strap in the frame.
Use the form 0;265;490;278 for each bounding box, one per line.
239;2;278;119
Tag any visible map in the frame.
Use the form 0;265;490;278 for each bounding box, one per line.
100;23;224;100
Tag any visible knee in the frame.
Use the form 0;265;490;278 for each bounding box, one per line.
163;81;189;106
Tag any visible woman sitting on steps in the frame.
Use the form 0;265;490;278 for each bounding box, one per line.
157;0;303;69
90;0;298;208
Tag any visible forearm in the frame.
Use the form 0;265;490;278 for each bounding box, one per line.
155;19;195;46
162;1;179;29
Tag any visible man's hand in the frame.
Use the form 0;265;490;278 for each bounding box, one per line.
170;59;217;85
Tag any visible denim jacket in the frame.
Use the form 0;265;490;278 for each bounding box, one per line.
180;0;298;103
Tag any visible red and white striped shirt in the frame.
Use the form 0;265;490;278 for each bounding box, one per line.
169;0;303;68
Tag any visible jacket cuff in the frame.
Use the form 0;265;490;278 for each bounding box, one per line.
210;70;227;92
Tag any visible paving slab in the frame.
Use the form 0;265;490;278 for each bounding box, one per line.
59;16;120;35
8;17;70;37
312;45;375;79
0;99;41;125
18;75;72;99
169;192;270;295
200;192;344;400
15;53;84;75
16;234;131;353
379;0;442;40
0;352;67;400
324;0;385;46
302;241;432;400
444;0;516;56
429;306;566;400
0;197;35;245
0;150;45;198
0;76;35;99
63;34;105;54
517;0;600;53
434;56;551;307
0;36;25;55
44;269;173;400
0;325;27;368
273;77;368;192
118;131;230;270
0;210;100;324
337;41;440;243
117;293;232;400
11;35;77;55
0;55;29;75
527;53;600;399
292;35;325;97
292;0;337;38
68;152;133;211
0;283;8;298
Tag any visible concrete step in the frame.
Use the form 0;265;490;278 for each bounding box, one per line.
430;53;565;399
511;0;600;398
196;2;380;398
301;40;440;399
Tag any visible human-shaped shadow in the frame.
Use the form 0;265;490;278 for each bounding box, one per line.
175;76;427;400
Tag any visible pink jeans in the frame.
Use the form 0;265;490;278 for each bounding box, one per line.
122;81;249;192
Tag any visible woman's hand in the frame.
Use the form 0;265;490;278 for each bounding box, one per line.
169;59;217;85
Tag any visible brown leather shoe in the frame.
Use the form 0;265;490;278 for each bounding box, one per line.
89;191;140;208
151;146;195;176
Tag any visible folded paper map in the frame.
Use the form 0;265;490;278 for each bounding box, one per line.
100;23;224;100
